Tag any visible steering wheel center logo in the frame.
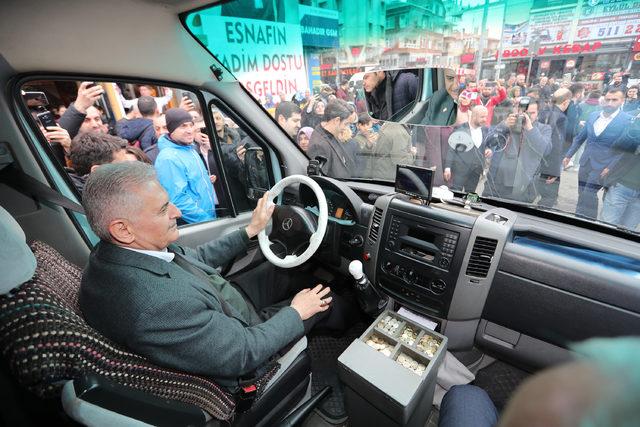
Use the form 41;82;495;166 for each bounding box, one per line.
282;217;293;231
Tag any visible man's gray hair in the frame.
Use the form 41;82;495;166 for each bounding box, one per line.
83;161;157;241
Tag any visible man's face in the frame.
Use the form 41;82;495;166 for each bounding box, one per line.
539;77;548;86
79;106;104;134
627;88;638;99
212;112;224;133
467;81;477;90
481;86;492;97
526;103;539;122
153;115;167;137
516;74;526;86
170;121;195;145
613;74;622;84
357;121;373;133
139;86;153;97
127;181;182;251
444;69;460;100
603;92;624;114
473;109;488;127
363;71;385;93
278;112;302;138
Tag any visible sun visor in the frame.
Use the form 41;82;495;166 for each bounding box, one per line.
0;206;36;293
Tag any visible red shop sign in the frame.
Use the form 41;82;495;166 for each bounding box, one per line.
496;41;603;59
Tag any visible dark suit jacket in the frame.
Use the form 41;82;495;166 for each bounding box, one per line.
79;230;304;385
565;110;632;172
444;123;489;175
307;125;352;179
421;89;457;126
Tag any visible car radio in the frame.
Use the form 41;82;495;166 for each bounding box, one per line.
375;208;471;318
386;216;458;271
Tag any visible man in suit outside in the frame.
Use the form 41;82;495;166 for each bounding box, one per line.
443;105;492;193
307;99;356;179
415;68;472;186
563;88;633;219
600;118;640;230
80;162;338;386
536;88;571;208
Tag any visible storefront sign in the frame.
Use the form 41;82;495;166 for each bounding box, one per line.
634;34;640;51
576;14;640;41
591;72;605;80
566;59;576;68
497;41;603;58
541;60;551;69
460;53;475;64
634;52;640;61
307;55;322;90
320;66;362;78
298;5;339;48
200;15;307;98
529;7;576;44
580;0;640;19
503;22;530;47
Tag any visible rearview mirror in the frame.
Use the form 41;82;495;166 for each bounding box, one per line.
354;67;488;127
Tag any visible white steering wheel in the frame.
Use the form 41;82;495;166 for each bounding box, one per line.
258;175;328;268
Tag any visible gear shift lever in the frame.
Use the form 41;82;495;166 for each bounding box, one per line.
348;260;388;315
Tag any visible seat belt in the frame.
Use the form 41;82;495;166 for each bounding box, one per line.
0;163;84;214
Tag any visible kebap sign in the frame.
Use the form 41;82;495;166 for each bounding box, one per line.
200;15;308;98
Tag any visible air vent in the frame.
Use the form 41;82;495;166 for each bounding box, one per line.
465;237;498;278
368;207;383;243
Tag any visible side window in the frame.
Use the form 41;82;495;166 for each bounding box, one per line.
210;106;272;213
19;79;230;225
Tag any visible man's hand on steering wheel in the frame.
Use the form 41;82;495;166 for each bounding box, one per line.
246;192;275;239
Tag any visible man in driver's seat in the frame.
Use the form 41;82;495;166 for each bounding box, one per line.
79;161;344;386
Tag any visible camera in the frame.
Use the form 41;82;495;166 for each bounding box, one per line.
512;96;531;133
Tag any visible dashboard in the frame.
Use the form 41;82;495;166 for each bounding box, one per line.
300;184;356;223
294;176;640;359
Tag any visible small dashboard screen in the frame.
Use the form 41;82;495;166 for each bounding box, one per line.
395;165;434;202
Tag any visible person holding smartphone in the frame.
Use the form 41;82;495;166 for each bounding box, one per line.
473;79;507;125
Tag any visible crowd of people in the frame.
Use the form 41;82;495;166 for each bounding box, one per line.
30;69;640;231
278;69;639;231
31;81;272;224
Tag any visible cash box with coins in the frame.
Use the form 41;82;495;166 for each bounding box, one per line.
338;309;447;427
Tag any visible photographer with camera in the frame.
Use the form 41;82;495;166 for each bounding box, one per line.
483;98;552;202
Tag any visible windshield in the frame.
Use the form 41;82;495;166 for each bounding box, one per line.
184;0;640;233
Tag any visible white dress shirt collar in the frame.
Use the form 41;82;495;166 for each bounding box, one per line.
121;246;175;263
594;108;620;137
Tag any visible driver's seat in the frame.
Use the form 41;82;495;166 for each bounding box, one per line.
0;206;312;426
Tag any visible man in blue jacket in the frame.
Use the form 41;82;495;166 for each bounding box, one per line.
155;108;217;223
563;88;632;219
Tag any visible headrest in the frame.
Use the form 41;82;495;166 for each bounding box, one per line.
0;206;36;293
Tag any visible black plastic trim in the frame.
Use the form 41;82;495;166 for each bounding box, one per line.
73;374;206;427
